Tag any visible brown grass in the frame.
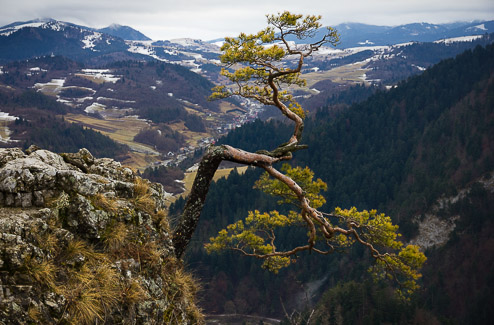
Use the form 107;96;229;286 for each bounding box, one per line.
91;193;119;214
64;240;105;262
162;266;204;323
121;279;147;304
32;227;60;256
137;241;162;265
62;262;120;324
24;257;56;289
27;305;42;323
133;177;156;214
155;209;171;233
103;222;128;252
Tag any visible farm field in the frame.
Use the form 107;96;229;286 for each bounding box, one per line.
304;61;370;87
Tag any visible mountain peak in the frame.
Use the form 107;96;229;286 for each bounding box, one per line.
97;24;151;41
107;23;122;30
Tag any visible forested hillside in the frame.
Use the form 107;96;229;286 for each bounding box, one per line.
171;44;494;322
0;88;127;158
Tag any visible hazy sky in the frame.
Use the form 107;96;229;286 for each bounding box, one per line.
1;0;493;40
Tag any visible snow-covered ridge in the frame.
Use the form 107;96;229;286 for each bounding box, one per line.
0;19;73;36
467;23;487;31
0;22;46;36
434;35;484;44
0;19;92;37
170;38;200;47
127;42;165;61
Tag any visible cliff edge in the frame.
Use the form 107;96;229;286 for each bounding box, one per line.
0;147;202;324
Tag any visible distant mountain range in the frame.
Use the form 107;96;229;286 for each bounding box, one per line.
0;18;493;85
0;18;151;41
0;18;220;67
0;19;140;64
283;20;494;47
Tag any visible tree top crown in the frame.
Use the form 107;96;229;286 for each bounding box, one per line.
211;11;339;128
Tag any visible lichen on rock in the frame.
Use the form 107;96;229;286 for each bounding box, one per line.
0;147;203;324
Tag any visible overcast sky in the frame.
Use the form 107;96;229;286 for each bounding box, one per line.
1;0;493;40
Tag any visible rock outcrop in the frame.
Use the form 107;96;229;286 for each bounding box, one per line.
0;147;202;324
410;172;494;250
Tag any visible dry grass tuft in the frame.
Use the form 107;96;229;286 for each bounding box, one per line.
134;177;150;197
173;268;201;304
27;305;42;323
91;193;119;214
64;240;105;262
62;261;120;324
121;279;147;304
32;224;61;256
39;232;59;255
104;222;128;252
24;257;56;289
133;177;156;214
154;209;172;233
138;241;162;265
122;240;162;269
67;288;104;324
161;258;204;323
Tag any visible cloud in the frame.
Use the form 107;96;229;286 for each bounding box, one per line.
0;0;492;40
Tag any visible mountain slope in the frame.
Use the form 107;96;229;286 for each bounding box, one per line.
0;19;139;64
97;24;151;41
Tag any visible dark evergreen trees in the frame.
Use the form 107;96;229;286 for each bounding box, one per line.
175;43;494;319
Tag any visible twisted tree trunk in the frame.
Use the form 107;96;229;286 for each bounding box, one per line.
172;144;293;258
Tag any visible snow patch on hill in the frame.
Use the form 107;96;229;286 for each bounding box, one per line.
0;112;18;143
127;42;166;62
468;23;487;31
82;32;103;50
434;35;484;44
34;78;65;95
85;102;106;114
79;69;120;83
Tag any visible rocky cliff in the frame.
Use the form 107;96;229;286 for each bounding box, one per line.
0;147;202;324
